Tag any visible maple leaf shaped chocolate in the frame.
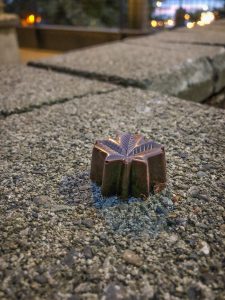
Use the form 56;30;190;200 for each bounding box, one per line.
90;133;166;199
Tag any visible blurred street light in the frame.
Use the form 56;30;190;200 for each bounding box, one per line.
151;20;157;27
156;1;162;7
187;21;195;28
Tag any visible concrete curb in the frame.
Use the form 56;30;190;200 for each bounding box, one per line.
29;44;225;103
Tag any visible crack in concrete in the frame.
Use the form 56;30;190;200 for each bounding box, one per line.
0;88;119;119
162;41;225;48
27;62;147;89
28;52;225;106
203;86;225;108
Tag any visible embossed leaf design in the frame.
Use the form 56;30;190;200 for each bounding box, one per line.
98;133;161;161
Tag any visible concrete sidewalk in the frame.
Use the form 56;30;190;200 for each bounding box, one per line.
1;87;225;299
29;38;225;102
125;26;225;47
1;21;225;300
0;65;117;116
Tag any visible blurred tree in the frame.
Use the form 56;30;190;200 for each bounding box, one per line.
4;0;122;27
148;0;156;19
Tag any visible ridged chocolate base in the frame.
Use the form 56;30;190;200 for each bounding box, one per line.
90;133;166;199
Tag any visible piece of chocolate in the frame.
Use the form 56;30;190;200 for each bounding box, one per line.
90;133;166;198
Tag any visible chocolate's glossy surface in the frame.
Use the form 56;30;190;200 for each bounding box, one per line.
90;133;166;198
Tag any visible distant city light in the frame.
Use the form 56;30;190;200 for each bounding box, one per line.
197;20;205;26
153;0;223;19
167;19;174;26
27;14;35;25
21;14;42;26
156;1;162;7
36;16;42;23
151;20;158;27
202;4;209;11
187;22;195;29
164;19;174;27
200;11;215;25
184;14;190;20
150;18;173;28
186;11;215;28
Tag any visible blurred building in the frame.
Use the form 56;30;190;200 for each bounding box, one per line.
153;0;224;18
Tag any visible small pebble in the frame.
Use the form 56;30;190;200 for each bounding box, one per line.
82;219;94;228
188;186;200;198
33;195;51;207
103;282;126;300
34;275;48;284
199;240;210;255
197;171;207;178
122;250;142;267
83;246;93;259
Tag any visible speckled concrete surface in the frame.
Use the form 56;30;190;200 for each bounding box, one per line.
29;41;225;102
124;26;225;96
0;65;116;116
1;88;225;299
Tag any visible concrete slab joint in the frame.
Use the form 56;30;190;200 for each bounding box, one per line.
28;34;225;103
0;64;117;116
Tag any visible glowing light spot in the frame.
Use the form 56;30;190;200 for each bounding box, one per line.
158;21;163;27
167;19;174;26
36;16;42;23
187;22;195;29
151;20;157;27
200;11;215;25
26;14;35;25
184;14;190;20
197;20;205;26
156;1;162;7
